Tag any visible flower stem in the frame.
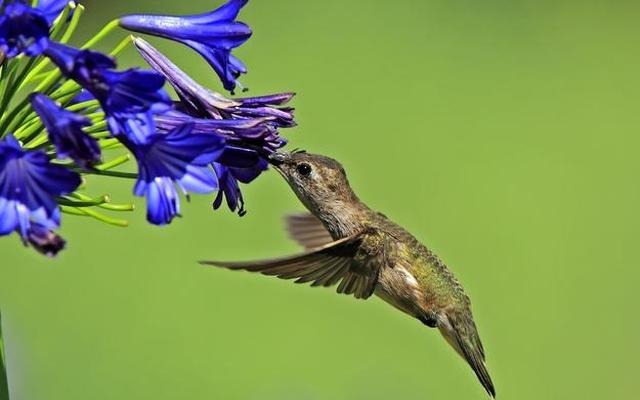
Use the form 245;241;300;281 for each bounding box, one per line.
0;310;9;400
81;19;120;50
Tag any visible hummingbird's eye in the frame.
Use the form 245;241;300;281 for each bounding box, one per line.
296;163;312;176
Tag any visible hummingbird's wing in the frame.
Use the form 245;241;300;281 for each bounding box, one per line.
200;231;381;299
284;212;334;250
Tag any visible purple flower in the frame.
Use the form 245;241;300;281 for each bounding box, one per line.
134;37;294;152
44;42;171;144
0;135;80;254
0;2;50;58
30;93;101;169
124;123;226;225
121;0;252;92
155;110;288;156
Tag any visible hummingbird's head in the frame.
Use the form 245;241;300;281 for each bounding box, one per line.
268;151;358;213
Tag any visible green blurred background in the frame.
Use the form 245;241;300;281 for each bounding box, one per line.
2;0;639;398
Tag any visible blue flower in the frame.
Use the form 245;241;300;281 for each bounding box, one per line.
121;0;252;92
0;135;81;254
30;93;101;169
124;123;226;225
0;2;50;58
44;41;116;81
99;69;171;144
44;42;171;144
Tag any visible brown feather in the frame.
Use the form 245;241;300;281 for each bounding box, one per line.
285;212;334;250
200;232;382;300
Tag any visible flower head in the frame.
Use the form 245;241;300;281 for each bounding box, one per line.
44;42;171;144
0;135;81;253
0;2;50;58
125;124;226;225
133;37;294;214
30;93;101;169
121;0;252;92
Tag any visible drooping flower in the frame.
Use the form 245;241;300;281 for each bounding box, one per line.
0;2;50;58
120;0;252;92
0;135;81;255
30;93;101;169
134;37;293;151
124;123;226;225
133;37;238;117
44;41;172;144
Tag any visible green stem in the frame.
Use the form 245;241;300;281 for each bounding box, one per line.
0;310;9;400
81;19;120;50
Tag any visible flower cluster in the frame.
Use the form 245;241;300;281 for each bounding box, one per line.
0;0;295;255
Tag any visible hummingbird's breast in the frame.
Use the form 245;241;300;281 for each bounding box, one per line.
375;261;428;318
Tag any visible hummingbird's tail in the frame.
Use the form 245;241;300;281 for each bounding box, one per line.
437;309;496;398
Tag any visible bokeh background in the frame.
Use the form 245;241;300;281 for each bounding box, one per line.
1;0;639;399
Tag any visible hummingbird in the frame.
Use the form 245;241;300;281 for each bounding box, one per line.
201;151;496;397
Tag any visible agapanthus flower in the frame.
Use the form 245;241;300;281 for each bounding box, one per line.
44;41;171;144
30;93;101;169
0;135;81;255
123;123;226;225
133;36;293;214
134;37;293;150
0;2;50;58
120;0;252;92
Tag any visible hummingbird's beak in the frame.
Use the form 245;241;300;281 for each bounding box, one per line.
268;152;287;167
268;152;290;179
